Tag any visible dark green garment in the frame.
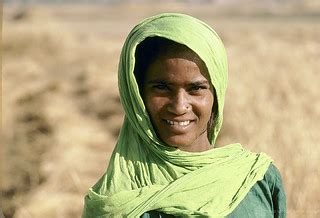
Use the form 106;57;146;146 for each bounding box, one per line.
141;164;286;218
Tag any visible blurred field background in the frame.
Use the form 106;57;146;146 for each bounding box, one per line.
2;1;320;217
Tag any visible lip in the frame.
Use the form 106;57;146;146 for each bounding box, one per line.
161;118;194;133
165;120;191;126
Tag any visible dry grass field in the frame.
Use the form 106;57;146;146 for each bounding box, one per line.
2;2;320;218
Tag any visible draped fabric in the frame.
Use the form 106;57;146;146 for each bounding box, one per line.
82;13;272;217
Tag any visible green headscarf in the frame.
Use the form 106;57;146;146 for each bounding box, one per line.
82;13;272;217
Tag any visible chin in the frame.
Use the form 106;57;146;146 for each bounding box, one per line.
163;136;193;148
160;132;210;152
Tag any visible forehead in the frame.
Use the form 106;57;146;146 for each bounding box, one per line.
146;49;209;79
145;55;210;84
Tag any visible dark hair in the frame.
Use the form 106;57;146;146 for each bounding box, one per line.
134;36;216;138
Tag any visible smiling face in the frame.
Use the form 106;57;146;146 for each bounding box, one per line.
142;50;214;152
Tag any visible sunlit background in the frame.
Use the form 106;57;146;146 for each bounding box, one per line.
2;0;320;217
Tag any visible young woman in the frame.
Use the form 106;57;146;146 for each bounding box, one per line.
82;13;286;217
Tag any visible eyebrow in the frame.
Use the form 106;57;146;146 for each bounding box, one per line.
146;79;210;86
146;80;173;86
189;80;210;86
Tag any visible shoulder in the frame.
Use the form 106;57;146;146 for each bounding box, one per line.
228;163;286;218
246;162;286;208
262;163;284;194
257;163;287;217
264;163;282;182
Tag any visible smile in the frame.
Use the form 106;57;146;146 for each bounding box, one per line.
165;120;191;126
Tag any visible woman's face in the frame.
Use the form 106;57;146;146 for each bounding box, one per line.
142;51;214;152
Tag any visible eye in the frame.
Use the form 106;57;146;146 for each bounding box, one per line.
152;83;169;91
189;85;208;93
191;86;204;91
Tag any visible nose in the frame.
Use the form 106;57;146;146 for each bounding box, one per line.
167;90;191;115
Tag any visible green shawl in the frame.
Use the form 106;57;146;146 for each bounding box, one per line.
82;13;272;217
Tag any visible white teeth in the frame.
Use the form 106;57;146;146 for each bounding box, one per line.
166;120;190;126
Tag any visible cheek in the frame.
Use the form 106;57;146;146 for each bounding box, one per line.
144;96;167;118
195;95;214;120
